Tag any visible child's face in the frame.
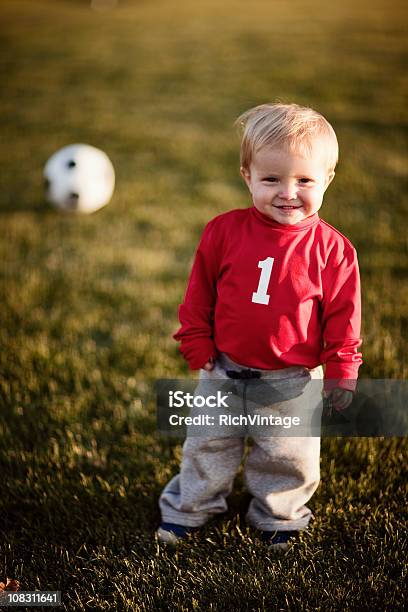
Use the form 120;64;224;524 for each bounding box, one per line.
240;145;335;225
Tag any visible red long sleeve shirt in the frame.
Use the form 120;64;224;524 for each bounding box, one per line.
174;206;362;390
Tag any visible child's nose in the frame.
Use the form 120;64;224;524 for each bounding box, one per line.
278;182;297;200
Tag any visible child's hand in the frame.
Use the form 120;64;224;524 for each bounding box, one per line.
325;388;353;412
203;360;215;371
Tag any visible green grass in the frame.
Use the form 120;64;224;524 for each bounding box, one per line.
0;0;407;609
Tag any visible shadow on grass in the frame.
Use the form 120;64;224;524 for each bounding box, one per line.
0;192;57;215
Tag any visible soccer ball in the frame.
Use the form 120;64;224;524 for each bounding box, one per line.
44;144;115;214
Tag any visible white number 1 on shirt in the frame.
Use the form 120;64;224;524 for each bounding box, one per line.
252;257;274;305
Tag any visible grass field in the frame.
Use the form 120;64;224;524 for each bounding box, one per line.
0;0;407;609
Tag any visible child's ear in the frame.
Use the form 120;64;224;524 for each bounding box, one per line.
324;170;335;190
240;166;252;191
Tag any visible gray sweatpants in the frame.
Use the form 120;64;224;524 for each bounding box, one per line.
159;354;324;531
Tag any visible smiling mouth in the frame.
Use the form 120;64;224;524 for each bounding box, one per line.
274;205;301;210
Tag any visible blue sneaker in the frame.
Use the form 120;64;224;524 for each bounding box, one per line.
156;523;200;545
259;530;298;551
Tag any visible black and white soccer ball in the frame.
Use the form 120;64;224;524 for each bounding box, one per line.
44;144;115;214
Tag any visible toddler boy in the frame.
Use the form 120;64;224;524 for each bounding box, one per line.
157;103;362;549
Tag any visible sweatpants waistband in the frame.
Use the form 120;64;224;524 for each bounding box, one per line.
216;353;323;381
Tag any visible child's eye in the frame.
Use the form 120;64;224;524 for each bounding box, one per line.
264;177;278;182
299;178;312;184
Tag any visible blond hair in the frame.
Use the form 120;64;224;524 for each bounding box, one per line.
235;103;338;172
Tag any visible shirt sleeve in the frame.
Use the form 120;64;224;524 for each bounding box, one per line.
320;243;363;391
173;220;220;369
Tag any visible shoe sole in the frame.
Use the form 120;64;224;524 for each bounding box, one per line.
269;542;289;551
